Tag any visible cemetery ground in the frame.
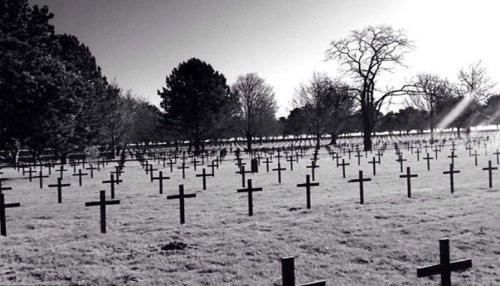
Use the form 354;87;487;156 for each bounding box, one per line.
0;145;499;285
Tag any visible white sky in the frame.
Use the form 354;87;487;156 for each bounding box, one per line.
31;0;500;117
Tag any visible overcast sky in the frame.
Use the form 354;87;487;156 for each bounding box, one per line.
30;0;500;116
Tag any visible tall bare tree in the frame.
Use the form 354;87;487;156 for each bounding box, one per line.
407;74;452;141
326;25;413;151
458;61;496;103
232;73;277;151
294;73;355;147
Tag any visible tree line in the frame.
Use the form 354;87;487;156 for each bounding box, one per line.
1;1;498;162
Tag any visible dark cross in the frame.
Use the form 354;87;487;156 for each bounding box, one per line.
166;159;175;172
355;151;363;166
32;169;49;189
148;164;159;182
348;170;371;204
465;145;473;156
208;160;218;175
177;163;190;179
281;256;326;286
152;171;170;194
306;160;319;181
84;190;120;233
417;238;472;286
368;157;378;175
196;168;213;190
48;178;71;203
443;164;460;194
337;158;350;178
0;179;12;194
102;174;122;199
167;184;196;224
85;164;98;178
396;154;407;173
472;149;479;166
72;169;88;187
272;162;286;184
192;157;200;171
110;166;124;184
297;175;319;209
70;161;78;173
482;160;497;188
331;152;341;165
263;157;273;172
399;167;418;198
423;153;434;171
415;148;421;161
236;165;251;187
376;149;383;163
236;179;262;216
26;167;37;182
433;145;440;159
0;193;20;236
447;151;457;165
494;149;500;165
287;156;295;171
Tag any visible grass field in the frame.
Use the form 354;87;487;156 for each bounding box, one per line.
0;142;499;285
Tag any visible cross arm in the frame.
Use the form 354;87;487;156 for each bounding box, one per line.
417;264;441;277
5;202;21;208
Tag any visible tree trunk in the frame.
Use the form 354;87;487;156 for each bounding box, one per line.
329;133;337;145
245;131;252;151
361;107;372;151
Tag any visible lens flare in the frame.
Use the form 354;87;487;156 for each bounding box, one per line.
436;94;474;130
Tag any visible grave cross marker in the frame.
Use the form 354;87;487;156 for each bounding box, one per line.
494;149;500;165
355;151;363;166
337;158;350;178
396;154;407;173
272;162;286;184
297;175;319;209
447;151;457;165
177;163;190;179
482;160;497;188
424;153;434;171
48;178;71;203
32;169;49;189
152;171;170;194
236;165;251;187
348;170;371;204
0;193;20;236
110;166;124;184
72;169;89;187
417;238;472;286
167;184;196;224
443;164;460;194
102;174;122;199
415;148;421;161
472;149;479;166
306;160;319;181
26;167;37;182
399;167;418;198
148;164;158;182
196;168;213;190
368;157;378;175
263;157;273;172
85;164;98;178
0;179;12;194
236;179;262;216
84;190;120;233
281;256;326;286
